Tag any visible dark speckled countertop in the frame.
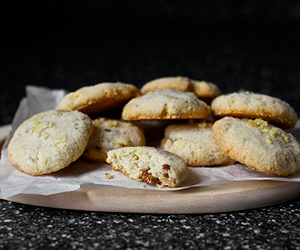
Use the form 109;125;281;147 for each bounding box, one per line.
1;200;300;249
1;1;300;249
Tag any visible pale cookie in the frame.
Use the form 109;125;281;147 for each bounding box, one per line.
161;121;235;166
140;76;191;94
190;80;221;103
140;76;221;102
212;117;300;176
106;146;189;187
82;118;146;162
211;92;297;129
56;82;140;117
8;109;94;175
122;89;211;120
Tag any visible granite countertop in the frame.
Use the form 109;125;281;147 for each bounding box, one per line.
1;1;300;249
1;198;300;249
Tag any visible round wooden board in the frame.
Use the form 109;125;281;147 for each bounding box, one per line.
1;124;300;214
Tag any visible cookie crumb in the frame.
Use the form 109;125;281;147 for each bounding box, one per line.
103;172;113;179
156;183;165;188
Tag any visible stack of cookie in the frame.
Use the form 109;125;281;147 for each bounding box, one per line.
121;76;300;177
211;92;300;176
7;77;300;188
7;81;190;187
122;76;233;168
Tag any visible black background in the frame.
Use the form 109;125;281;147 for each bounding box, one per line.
1;0;300;125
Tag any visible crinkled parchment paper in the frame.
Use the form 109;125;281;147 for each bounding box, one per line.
1;85;300;199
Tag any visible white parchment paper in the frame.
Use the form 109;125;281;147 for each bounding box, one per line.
1;85;300;199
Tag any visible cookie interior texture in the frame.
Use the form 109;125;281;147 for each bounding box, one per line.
106;146;189;187
212;117;300;176
211;92;298;129
8;109;94;175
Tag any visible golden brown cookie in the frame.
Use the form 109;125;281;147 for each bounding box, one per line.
140;76;221;102
140;76;191;94
82;118;146;162
190;80;221;103
211;92;297;129
7;109;94;175
56;82;140;117
161;121;235;166
122;89;211;120
106;146;189;187
212;117;300;176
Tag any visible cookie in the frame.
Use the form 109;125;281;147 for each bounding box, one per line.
82;118;146;162
106;146;189;187
140;76;221;102
56;82;141;117
122;89;211;120
140;76;191;94
212;117;300;176
190;80;221;103
161;121;235;166
8;109;94;175
211;92;297;129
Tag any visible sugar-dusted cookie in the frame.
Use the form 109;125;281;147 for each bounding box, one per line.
140;76;221;103
82;118;146;162
56;82;140;117
8;109;94;175
211;92;297;129
140;76;192;94
122;89;211;120
212;117;300;176
106;146;189;187
161;121;235;166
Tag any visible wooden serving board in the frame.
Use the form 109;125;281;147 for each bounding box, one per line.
1;124;300;214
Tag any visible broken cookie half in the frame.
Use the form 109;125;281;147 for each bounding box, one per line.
106;146;189;187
